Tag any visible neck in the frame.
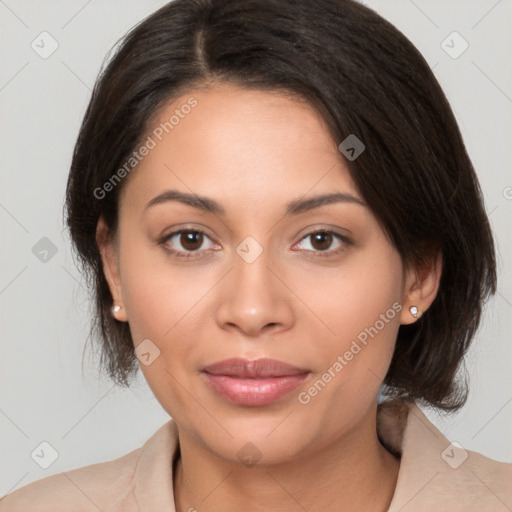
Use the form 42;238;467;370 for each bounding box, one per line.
173;405;400;512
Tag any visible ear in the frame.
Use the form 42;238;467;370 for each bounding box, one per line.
400;250;442;325
96;215;128;322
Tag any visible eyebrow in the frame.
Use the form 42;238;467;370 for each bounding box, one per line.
144;189;366;216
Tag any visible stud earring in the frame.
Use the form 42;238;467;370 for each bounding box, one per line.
112;304;121;316
409;305;419;318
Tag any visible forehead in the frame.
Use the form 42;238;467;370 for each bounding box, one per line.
119;83;360;213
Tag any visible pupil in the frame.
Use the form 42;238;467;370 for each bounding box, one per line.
181;231;202;250
312;232;332;251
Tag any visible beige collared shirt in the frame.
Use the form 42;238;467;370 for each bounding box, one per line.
1;402;511;511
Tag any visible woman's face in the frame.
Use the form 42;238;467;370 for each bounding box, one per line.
99;83;417;464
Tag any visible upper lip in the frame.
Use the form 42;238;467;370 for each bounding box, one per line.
202;358;310;378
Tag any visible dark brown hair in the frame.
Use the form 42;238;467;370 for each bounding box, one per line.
64;0;496;411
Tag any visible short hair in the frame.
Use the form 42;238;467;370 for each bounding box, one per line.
64;0;496;411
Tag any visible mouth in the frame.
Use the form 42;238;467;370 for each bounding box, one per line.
201;358;311;406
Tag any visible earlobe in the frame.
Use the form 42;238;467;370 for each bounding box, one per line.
400;251;442;325
96;216;128;322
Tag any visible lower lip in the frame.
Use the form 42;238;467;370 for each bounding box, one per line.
202;373;310;406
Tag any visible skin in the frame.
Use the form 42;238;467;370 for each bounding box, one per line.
97;82;442;512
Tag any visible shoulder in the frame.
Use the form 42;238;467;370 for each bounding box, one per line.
382;401;512;512
0;419;178;512
461;447;512;491
407;443;512;511
0;447;142;512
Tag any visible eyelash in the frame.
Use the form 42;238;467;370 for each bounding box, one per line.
158;228;352;260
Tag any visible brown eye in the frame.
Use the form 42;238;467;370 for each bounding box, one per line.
179;231;204;251
160;229;217;257
293;229;350;257
309;232;333;251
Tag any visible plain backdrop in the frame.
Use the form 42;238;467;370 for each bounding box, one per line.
1;0;511;494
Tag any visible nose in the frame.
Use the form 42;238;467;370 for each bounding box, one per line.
215;247;295;338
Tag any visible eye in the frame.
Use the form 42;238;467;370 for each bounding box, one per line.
158;227;351;260
159;229;218;258
293;229;351;256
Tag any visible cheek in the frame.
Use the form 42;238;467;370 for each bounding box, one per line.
118;236;208;342
118;249;205;416
297;248;404;394
329;275;402;347
117;240;217;404
302;248;403;344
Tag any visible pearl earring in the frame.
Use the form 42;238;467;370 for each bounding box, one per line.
409;305;419;318
112;305;121;316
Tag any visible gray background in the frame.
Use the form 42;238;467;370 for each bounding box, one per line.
1;0;511;494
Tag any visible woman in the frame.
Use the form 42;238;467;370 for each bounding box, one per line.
1;0;510;510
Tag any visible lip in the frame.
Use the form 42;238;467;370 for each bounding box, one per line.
202;358;311;406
